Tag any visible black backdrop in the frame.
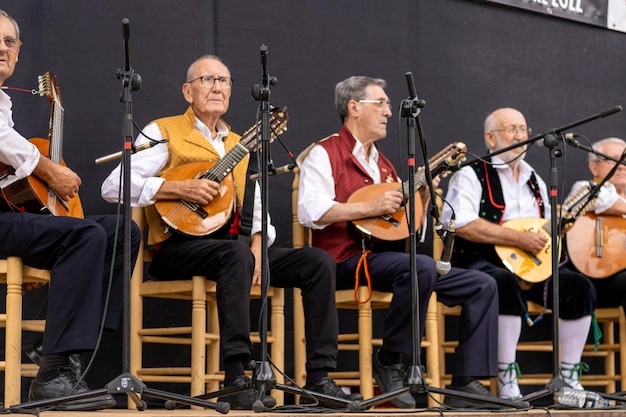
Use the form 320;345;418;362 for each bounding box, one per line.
5;0;626;402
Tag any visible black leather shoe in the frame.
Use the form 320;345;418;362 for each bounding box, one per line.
443;380;501;409
372;349;415;408
300;377;363;408
28;367;117;411
218;375;276;410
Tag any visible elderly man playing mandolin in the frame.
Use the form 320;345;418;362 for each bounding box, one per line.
566;137;626;326
442;107;595;400
102;55;361;410
298;75;499;409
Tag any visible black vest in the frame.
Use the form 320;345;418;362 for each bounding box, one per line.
452;159;544;268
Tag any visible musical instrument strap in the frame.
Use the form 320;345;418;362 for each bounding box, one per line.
354;238;373;304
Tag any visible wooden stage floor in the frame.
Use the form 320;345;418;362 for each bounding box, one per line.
25;407;626;417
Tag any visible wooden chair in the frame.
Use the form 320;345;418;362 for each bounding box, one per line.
291;167;440;405
0;257;49;406
130;207;285;406
438;301;626;394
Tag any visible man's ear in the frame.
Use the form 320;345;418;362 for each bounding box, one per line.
485;131;496;150
182;83;192;104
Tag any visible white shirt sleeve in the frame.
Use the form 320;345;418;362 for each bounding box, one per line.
0;92;40;184
101;122;168;207
569;180;619;215
297;144;337;229
441;167;483;229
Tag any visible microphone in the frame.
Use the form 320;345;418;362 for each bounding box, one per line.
249;163;296;181
95;140;167;164
260;44;268;82
436;218;455;275
537;132;578;147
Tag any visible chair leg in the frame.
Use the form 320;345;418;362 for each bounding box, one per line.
618;306;626;391
191;275;207;403
357;287;374;399
270;288;285;405
5;257;24;407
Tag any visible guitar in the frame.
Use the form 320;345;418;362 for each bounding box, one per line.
154;107;288;237
494;183;594;283
0;72;84;218
347;142;467;241
566;213;626;278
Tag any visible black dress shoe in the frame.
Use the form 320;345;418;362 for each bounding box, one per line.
443;380;501;409
300;377;363;408
217;375;276;410
372;349;415;408
28;367;117;411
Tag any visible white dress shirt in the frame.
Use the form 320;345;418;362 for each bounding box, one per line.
442;155;551;229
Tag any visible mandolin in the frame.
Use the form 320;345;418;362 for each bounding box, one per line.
154;107;288;237
347;142;466;241
494;183;594;283
566;213;626;278
0;72;84;218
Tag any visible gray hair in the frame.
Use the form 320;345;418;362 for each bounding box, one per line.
0;10;20;39
590;137;626;163
335;76;386;122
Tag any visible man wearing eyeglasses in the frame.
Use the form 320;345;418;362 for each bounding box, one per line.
565;137;626;334
102;55;361;410
298;75;500;409
442;107;595;400
0;9;140;410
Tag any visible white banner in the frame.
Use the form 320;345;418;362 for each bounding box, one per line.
485;0;626;33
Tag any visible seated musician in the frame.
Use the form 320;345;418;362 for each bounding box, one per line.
442;107;595;400
101;55;361;410
565;137;626;316
297;75;498;409
0;9;140;410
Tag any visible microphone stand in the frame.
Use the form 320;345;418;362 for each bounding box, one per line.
8;19;229;414
451;105;623;404
347;72;528;411
249;43;276;412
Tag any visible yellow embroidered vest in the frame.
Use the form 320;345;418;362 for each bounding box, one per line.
145;106;249;245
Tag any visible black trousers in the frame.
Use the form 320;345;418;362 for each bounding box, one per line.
0;212;140;354
337;252;498;378
565;260;626;313
468;259;596;319
150;236;339;372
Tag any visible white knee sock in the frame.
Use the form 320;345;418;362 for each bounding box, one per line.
560;316;591;390
498;315;522;399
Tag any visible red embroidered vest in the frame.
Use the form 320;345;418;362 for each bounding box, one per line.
311;126;399;262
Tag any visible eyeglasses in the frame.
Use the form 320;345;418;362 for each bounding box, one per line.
1;36;21;52
186;75;233;89
490;126;532;136
358;99;392;111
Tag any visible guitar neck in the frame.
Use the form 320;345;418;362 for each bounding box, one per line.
399;171;426;198
49;100;64;164
200;142;249;183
